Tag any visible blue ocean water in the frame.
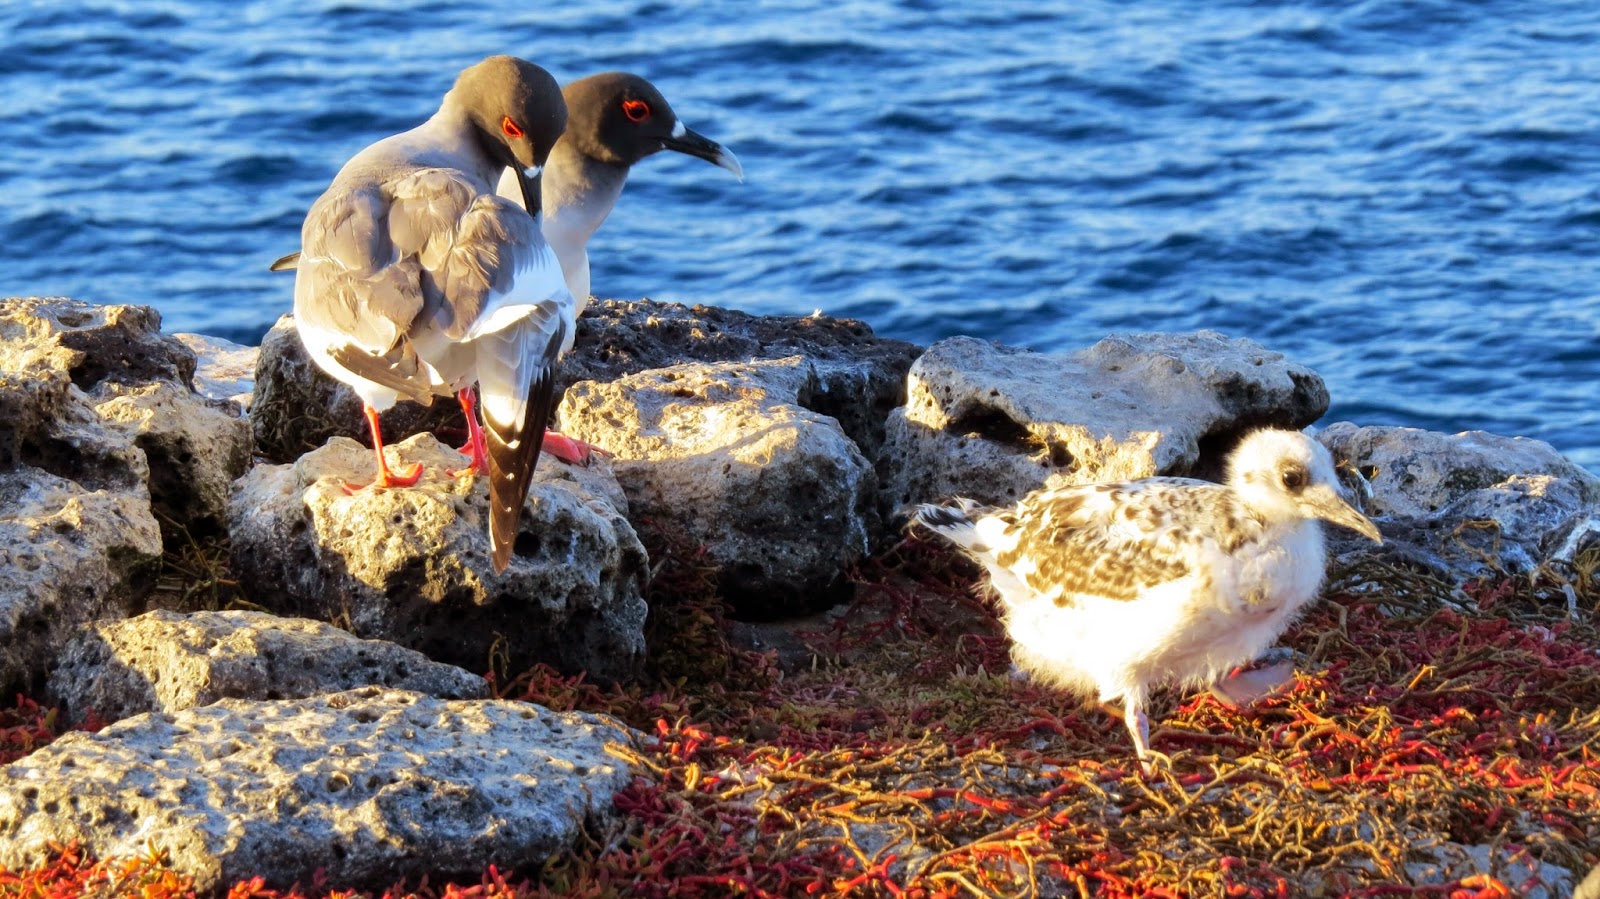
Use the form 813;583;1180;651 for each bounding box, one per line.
2;1;1597;468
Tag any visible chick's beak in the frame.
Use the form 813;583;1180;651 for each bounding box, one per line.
1304;485;1383;544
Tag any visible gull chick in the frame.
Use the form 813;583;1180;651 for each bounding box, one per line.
912;429;1382;772
293;55;572;573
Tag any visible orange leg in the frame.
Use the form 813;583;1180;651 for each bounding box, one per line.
342;404;423;494
541;431;612;465
447;387;490;478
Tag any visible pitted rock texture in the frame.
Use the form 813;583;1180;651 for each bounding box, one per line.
173;332;258;410
1318;423;1600;519
0;300;181;692
250;299;919;464
880;332;1329;509
0;297;251;533
0;467;161;694
46;609;488;726
228;433;647;681
0;688;636;893
92;379;252;529
1320;423;1600;579
0;297;195;389
558;356;877;617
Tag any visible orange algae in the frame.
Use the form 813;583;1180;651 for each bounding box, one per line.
2;535;1597;897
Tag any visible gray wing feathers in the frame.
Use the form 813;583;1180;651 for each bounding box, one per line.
297;167;542;406
388;170;537;340
298;185;423;354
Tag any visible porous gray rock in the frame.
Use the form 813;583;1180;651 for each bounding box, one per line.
558;356;877;616
0;297;252;532
92;379;252;529
1317;423;1600;519
0;688;636;893
249;299;920;464
228;433;647;680
173;332;258;410
0;301;175;692
880;332;1329;509
1320;423;1600;579
46;609;488;726
0;466;161;694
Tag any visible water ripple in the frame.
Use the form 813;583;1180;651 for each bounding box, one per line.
0;0;1596;468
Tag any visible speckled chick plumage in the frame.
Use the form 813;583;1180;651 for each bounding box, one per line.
913;429;1382;771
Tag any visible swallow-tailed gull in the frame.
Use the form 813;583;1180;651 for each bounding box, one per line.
275;71;743;464
292;55;570;573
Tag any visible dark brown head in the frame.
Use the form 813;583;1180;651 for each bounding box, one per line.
561;72;742;178
454;56;568;210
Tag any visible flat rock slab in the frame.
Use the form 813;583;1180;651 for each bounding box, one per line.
228;433;647;681
173;332;258;411
881;332;1328;509
250;299;920;465
0;688;636;893
46;609;488;727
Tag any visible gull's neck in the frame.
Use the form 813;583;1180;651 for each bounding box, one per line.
495;140;628;313
543;141;628;311
414;91;501;187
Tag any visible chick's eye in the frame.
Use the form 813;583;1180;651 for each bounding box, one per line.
501;116;524;139
622;99;651;122
1281;467;1308;491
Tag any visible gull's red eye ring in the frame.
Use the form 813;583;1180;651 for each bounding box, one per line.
622;99;650;123
501;116;524;139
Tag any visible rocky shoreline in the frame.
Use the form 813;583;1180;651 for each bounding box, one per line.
0;295;1596;894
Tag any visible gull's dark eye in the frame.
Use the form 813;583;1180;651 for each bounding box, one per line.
622;99;651;122
1281;466;1308;492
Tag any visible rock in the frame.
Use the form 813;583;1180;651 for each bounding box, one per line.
0;297;194;389
249;299;920;465
1341;842;1574;898
0;340;163;693
1320;424;1600;580
46;609;488;726
1317;424;1600;519
880;332;1329;509
173;332;258;410
91;379;252;530
0;298;252;533
562;300;921;463
0;467;161;694
228;433;647;681
558;356;877;616
0;688;635;893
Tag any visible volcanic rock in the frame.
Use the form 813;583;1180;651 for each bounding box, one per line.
46;609;487;726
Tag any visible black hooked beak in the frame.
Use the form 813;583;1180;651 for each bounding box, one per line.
662;124;744;180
